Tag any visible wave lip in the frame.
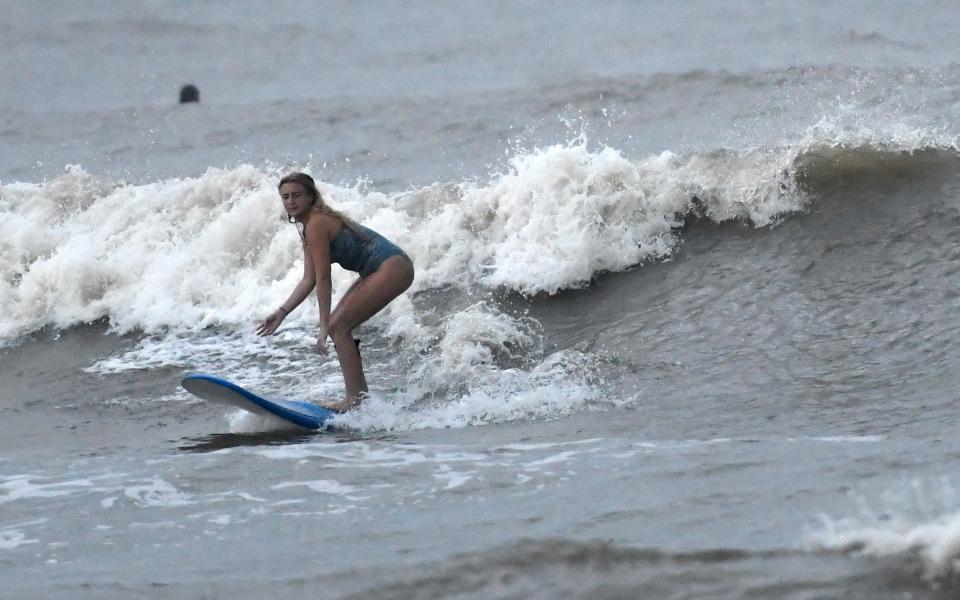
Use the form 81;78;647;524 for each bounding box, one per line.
410;138;810;296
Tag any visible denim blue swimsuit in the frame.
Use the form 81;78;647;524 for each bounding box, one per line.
329;224;408;278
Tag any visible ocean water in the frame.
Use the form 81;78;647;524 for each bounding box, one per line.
3;1;960;598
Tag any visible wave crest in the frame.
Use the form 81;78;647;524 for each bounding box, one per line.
2;123;956;341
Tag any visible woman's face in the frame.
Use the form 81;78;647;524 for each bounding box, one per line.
279;182;312;219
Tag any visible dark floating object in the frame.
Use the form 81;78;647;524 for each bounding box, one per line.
179;84;200;104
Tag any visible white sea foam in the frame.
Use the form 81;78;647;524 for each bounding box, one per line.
800;435;884;443
226;409;306;434
208;514;232;525
495;439;604;452
0;476;95;504
809;479;960;579
272;480;356;496
242;439;618;508
253;442;488;465
123;477;193;507
432;468;473;491
337;369;599;432
0;528;38;550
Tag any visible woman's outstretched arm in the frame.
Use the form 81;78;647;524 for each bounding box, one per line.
255;243;317;336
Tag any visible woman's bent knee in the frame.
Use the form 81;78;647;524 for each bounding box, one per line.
328;320;353;343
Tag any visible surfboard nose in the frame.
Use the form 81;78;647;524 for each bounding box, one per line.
181;374;337;430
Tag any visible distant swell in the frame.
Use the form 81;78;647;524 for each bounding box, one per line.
347;538;789;600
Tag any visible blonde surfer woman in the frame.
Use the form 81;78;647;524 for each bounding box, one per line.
256;172;414;412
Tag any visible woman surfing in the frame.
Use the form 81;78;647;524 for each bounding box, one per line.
256;172;414;412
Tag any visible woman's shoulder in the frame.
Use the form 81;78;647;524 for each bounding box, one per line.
304;212;343;239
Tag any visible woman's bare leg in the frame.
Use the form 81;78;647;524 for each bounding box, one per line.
326;256;414;411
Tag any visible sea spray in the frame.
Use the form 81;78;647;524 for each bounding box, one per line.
809;478;960;580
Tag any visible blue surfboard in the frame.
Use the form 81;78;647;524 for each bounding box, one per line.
181;374;338;430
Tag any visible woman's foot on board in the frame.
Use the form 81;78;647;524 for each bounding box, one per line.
321;394;364;414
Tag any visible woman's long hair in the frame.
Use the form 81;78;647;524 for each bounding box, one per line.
278;172;365;242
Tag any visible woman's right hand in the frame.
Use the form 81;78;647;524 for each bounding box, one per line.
256;309;287;336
